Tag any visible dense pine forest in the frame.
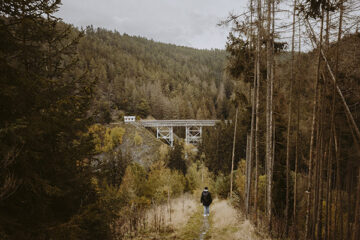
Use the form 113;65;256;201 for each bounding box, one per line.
1;0;360;240
80;27;231;122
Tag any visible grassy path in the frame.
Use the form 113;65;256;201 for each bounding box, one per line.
128;197;267;239
174;203;211;240
172;199;268;240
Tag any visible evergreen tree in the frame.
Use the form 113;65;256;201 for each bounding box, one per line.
136;98;151;118
167;141;187;174
0;1;107;238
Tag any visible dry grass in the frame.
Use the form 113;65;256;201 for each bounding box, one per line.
168;195;198;229
132;196;268;240
209;200;268;240
128;195;198;239
211;200;238;228
145;194;197;231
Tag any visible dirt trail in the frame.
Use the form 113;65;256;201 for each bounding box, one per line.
206;200;268;240
199;215;210;240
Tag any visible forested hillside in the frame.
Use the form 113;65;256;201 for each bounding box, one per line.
77;27;233;122
1;0;360;240
75;28;251;176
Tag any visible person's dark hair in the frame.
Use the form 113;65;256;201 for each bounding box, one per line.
204;187;208;190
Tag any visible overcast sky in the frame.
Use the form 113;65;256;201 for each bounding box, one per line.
56;0;249;50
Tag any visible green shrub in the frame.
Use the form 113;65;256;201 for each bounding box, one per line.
215;173;230;199
185;161;214;194
133;131;143;145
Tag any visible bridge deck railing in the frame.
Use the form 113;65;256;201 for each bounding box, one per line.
139;119;220;127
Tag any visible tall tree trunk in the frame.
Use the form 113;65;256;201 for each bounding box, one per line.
323;6;330;238
265;0;274;227
325;132;332;240
312;81;323;239
305;7;325;239
285;0;297;235
334;125;345;240
248;0;256;220
326;3;343;239
316;107;325;240
254;0;262;226
317;141;325;240
271;0;275;171
293;14;301;238
245;132;250;209
230;107;238;199
245;132;250;213
333;3;344;238
332;125;339;240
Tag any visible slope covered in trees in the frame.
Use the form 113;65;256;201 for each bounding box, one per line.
1;0;360;239
77;27;234;122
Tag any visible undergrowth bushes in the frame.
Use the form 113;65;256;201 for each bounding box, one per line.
94;160;187;238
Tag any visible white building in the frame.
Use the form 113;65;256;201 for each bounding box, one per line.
124;116;136;123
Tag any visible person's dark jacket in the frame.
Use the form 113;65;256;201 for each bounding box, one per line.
200;190;212;206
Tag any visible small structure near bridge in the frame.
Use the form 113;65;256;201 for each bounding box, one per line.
124;116;136;123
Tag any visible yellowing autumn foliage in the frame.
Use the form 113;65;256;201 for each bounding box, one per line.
185;161;214;194
147;161;185;203
133;131;143;145
158;144;169;162
235;159;246;200
88;124;125;152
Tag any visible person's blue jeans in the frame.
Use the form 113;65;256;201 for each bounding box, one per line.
203;205;210;215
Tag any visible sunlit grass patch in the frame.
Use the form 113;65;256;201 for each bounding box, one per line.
176;205;204;239
172;203;213;240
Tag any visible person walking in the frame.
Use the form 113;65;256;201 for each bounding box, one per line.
200;187;212;217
